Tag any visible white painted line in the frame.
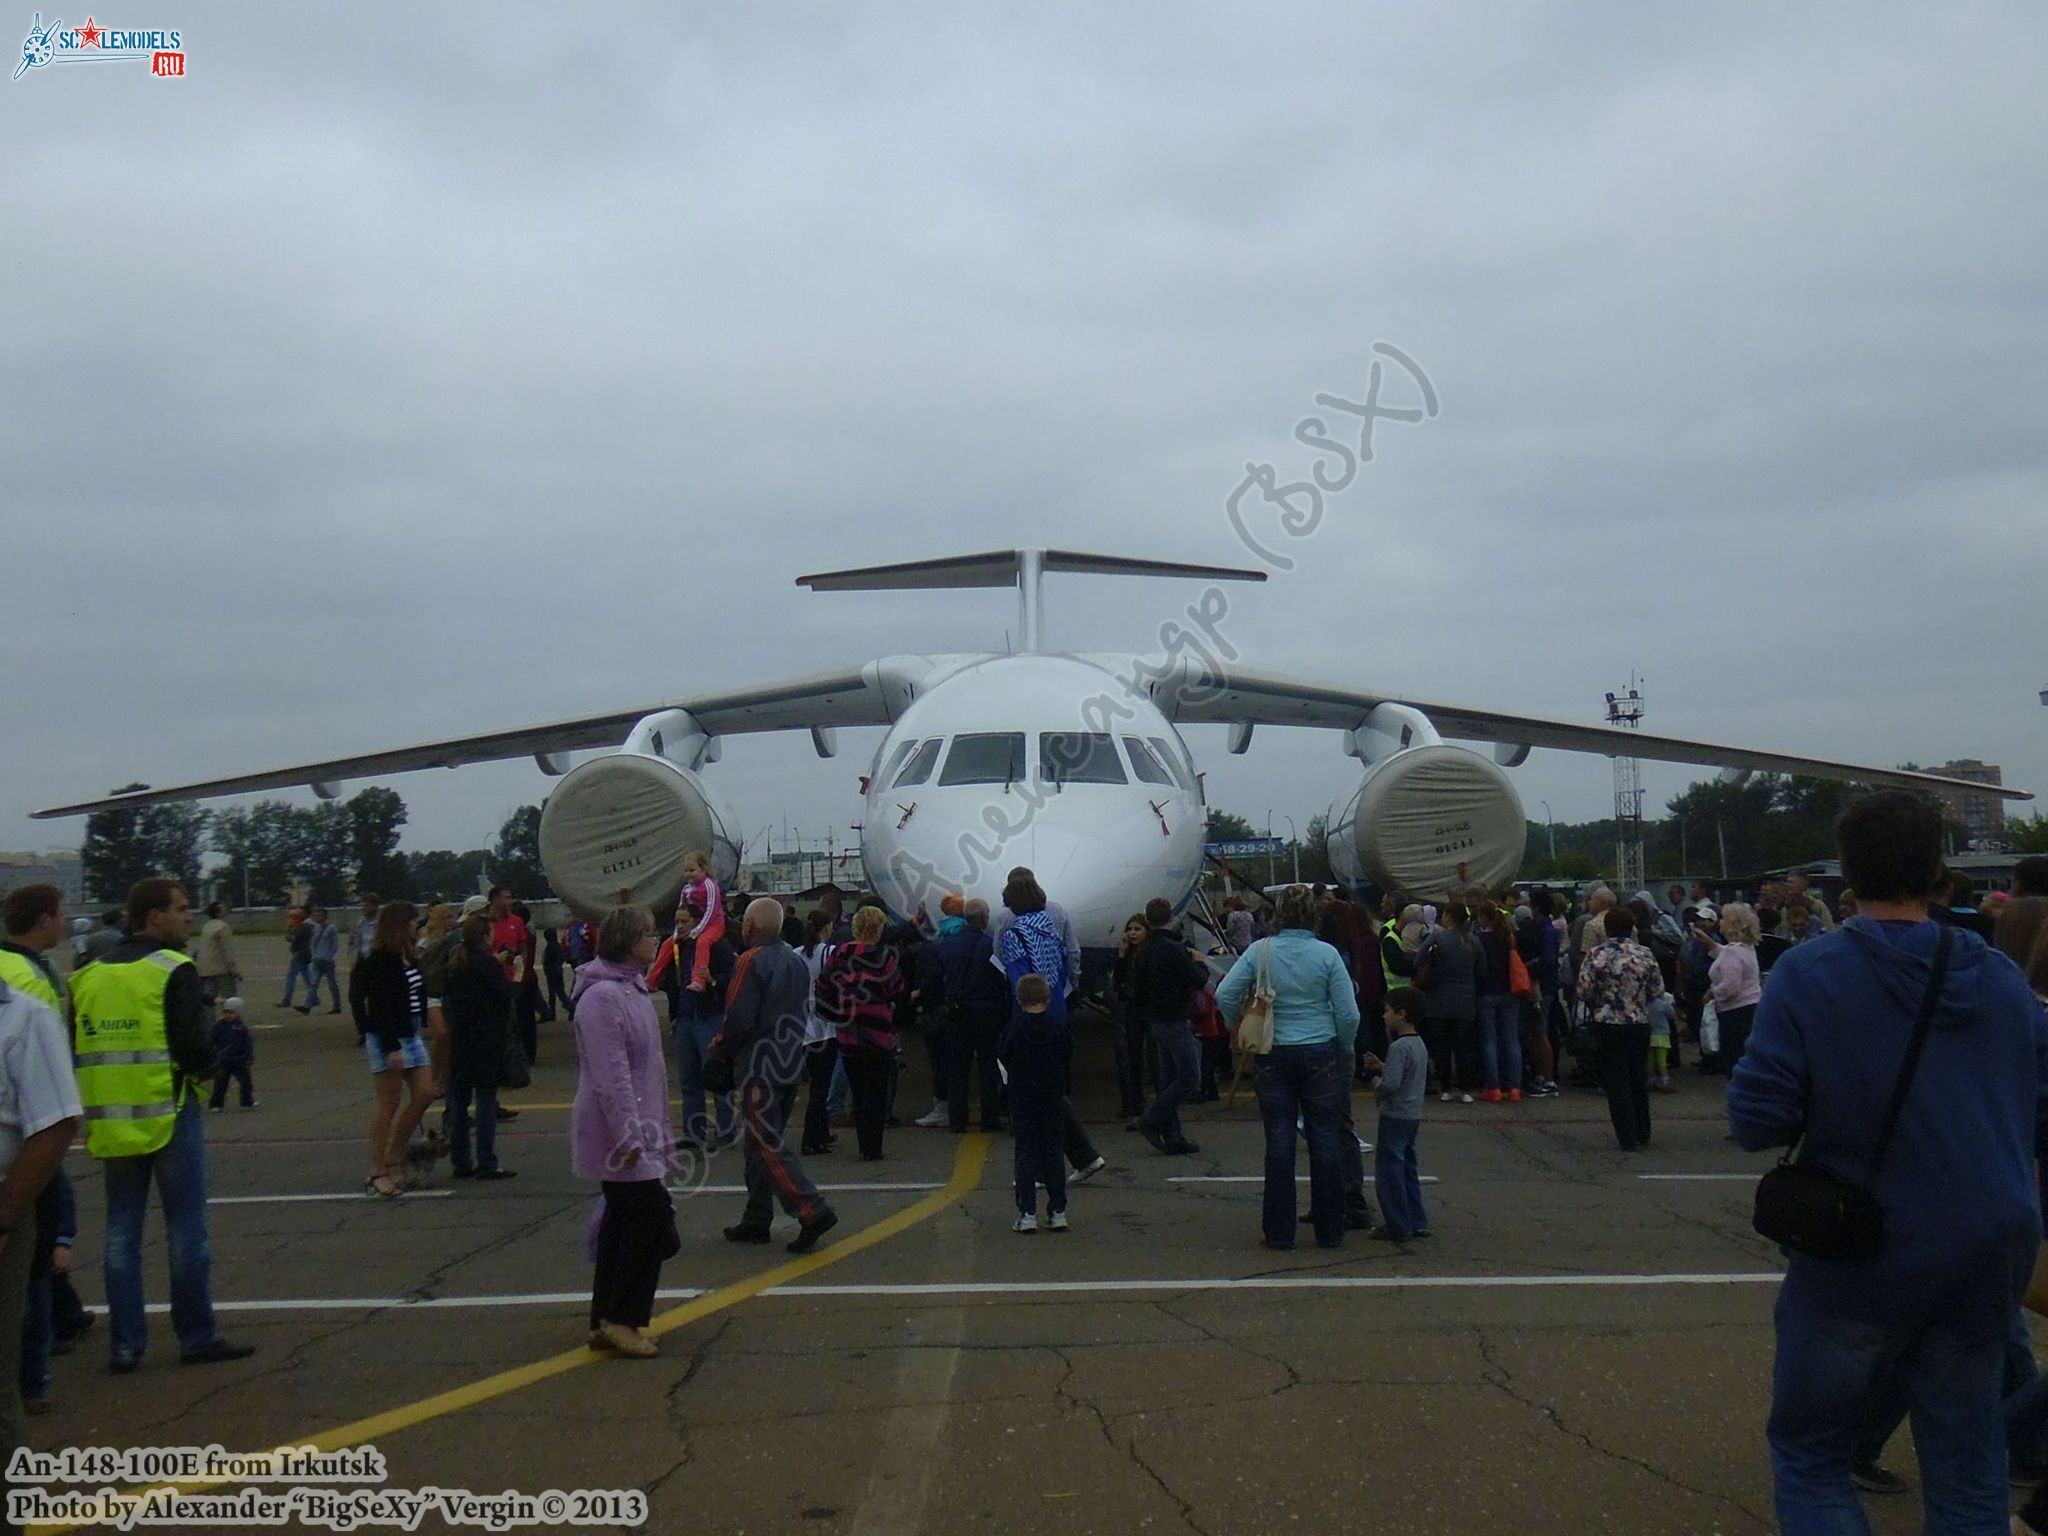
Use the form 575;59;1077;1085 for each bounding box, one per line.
134;1272;1784;1315
210;1190;455;1205
1636;1174;1756;1182
1170;1174;1439;1185
770;1273;1782;1296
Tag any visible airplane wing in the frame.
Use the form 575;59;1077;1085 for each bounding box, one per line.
31;667;903;819
1129;661;2032;801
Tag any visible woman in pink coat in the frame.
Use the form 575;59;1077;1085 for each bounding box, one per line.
569;903;677;1359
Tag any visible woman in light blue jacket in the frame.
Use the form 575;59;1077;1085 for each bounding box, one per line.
1216;885;1361;1251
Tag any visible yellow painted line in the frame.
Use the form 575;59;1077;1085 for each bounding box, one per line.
498;1099;682;1111
28;1135;990;1536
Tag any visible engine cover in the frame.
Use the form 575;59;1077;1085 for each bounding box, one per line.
1327;745;1526;899
538;753;738;918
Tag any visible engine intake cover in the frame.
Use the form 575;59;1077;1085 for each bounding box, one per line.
1329;745;1526;899
538;753;735;918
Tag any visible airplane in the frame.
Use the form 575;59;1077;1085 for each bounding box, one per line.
36;548;2031;969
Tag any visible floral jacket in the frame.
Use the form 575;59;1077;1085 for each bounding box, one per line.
1575;937;1666;1030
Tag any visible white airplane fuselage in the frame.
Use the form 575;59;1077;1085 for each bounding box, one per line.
857;654;1206;953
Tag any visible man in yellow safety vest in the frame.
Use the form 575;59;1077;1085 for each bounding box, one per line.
69;878;252;1372
0;884;70;1021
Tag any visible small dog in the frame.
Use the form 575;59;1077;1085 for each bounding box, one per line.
404;1129;450;1188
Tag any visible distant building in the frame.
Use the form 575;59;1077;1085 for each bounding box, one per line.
0;852;85;909
1931;760;2006;845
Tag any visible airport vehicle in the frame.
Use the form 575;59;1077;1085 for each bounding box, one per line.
35;549;2028;955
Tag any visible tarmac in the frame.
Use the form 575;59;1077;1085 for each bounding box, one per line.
22;950;1960;1536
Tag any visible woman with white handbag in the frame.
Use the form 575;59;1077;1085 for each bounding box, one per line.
1215;886;1362;1251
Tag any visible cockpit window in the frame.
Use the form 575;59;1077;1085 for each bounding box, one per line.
1040;731;1128;786
1147;735;1193;791
893;738;941;788
939;732;1026;787
1122;737;1174;787
876;739;919;786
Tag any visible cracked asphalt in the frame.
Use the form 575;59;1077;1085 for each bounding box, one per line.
28;964;1959;1536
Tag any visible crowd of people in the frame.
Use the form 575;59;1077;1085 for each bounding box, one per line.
6;812;2048;1530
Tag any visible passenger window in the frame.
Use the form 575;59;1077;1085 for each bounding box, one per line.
1147;736;1193;791
1040;732;1128;786
939;733;1026;787
1122;737;1174;787
893;738;941;788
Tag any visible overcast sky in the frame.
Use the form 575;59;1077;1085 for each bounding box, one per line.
6;2;2045;871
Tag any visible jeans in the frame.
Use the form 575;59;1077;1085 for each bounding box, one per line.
1374;1114;1427;1239
1252;1042;1348;1249
1139;1019;1200;1147
1597;1021;1652;1149
590;1179;671;1330
740;1079;828;1230
1012;1090;1066;1216
675;1016;736;1145
445;1068;499;1173
1476;994;1521;1092
101;1096;220;1363
1770;1294;2010;1535
279;952;311;1006
946;1008;1004;1131
306;959;340;1011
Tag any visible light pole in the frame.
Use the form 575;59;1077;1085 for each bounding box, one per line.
1281;815;1299;884
1539;800;1556;862
1264;810;1277;891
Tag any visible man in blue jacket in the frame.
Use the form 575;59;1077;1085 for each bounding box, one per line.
1729;790;2048;1534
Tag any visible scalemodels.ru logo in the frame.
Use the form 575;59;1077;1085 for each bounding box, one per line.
13;11;185;80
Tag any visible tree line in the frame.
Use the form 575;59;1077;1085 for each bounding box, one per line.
76;770;2045;909
79;787;551;906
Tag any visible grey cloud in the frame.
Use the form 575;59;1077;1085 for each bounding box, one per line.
5;1;2044;865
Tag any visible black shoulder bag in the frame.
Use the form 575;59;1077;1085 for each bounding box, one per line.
1752;924;1952;1262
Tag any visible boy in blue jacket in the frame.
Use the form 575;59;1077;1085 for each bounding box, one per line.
1002;974;1068;1235
208;997;257;1110
1728;790;2048;1533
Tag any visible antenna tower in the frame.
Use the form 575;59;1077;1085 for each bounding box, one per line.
1605;678;1646;894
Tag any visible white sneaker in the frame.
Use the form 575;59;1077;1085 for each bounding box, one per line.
1046;1209;1069;1232
914;1104;950;1128
1460;1093;1475;1104
1071;1155;1106;1183
1438;1092;1453;1104
1013;1213;1038;1234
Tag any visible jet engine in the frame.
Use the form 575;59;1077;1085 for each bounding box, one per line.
1326;745;1526;900
538;753;740;918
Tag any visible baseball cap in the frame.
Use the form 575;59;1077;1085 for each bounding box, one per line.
222;996;243;1013
460;895;490;920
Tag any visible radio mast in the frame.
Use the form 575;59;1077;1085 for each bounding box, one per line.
1605;679;1646;894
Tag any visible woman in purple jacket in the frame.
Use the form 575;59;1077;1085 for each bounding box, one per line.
569;904;677;1359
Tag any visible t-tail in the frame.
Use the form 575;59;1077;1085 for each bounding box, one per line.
795;548;1266;652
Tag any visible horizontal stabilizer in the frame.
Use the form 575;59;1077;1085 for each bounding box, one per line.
796;549;1266;591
